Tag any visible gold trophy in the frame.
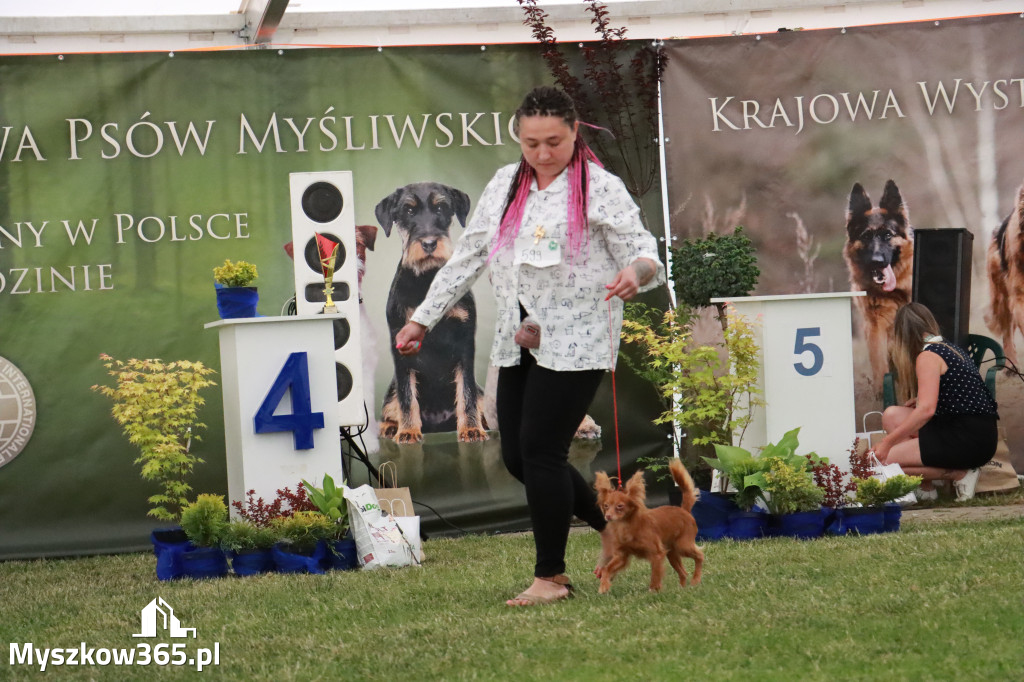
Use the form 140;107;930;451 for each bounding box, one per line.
315;232;340;314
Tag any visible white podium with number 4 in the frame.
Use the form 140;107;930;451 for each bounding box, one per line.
205;315;344;510
712;292;864;472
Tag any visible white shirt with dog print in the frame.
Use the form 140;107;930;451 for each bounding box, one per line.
411;161;665;371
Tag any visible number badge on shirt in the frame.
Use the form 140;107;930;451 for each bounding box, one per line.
514;239;561;268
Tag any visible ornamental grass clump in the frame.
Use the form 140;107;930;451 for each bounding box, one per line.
91;354;216;521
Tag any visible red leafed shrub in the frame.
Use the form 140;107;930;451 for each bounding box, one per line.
231;483;318;527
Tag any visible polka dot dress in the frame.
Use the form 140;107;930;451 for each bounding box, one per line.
924;343;998;416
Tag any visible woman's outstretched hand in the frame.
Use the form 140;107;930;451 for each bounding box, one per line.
605;258;656;301
395;321;427;355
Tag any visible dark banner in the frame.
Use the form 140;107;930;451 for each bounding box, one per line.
0;44;670;558
663;14;1023;471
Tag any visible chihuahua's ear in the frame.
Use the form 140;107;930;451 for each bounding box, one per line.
594;471;614;495
624;470;646;503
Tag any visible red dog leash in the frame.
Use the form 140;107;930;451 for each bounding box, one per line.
607;298;623;489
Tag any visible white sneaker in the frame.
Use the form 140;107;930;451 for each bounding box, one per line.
915;488;938;502
953;468;980;502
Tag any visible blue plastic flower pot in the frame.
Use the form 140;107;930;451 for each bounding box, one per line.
272;540;328;574
215;284;258;319
840;507;886;536
883;503;902;533
327;538;359;571
772;509;826;539
727;510;768;540
151;527;192;581
180;547;229;579
692;491;739;541
230;548;275;576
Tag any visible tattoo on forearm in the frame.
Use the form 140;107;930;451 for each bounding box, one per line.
631;259;655;285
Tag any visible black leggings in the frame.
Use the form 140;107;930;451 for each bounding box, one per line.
497;349;607;578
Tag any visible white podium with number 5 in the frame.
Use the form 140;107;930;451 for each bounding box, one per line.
205;315;344;510
712;292;865;472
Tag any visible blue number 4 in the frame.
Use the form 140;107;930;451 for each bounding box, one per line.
793;327;824;377
254;352;325;450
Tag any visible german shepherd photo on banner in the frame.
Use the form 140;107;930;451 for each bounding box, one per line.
986;180;1024;369
844;180;914;390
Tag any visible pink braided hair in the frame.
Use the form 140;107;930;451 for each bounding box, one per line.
487;133;603;266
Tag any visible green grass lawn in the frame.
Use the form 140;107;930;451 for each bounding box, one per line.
2;515;1022;681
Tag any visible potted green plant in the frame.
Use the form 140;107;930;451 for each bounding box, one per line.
302;474;357;570
703;427;814;539
92;354;216;581
270;511;335;574
671;226;760;332
759;457;826;539
621;302;764;510
850;475;922;534
179;494;230;579
212;258;259;318
221;520;278;576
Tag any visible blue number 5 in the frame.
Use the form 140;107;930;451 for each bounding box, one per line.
254;352;325;450
793;327;823;376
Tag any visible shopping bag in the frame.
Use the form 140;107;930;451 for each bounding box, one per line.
976;430;1020;494
394;515;424;564
374;461;414;518
868;453;917;507
374;461;423;563
854;411;886;459
342;484;419;569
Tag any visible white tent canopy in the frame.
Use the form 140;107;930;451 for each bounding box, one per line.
0;0;1014;53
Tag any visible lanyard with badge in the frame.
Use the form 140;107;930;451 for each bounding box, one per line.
513;225;561;267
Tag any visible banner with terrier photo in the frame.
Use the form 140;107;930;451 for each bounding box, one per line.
0;44;671;558
662;13;1024;473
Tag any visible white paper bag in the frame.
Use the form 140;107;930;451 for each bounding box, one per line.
855;411;886;455
868;454;918;507
395;515;424;564
343;484;419;569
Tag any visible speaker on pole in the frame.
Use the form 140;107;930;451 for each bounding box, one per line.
289;171;365;427
912;228;973;347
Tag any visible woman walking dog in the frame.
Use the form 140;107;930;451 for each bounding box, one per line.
395;86;665;606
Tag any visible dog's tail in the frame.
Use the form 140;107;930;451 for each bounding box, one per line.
669;458;699;512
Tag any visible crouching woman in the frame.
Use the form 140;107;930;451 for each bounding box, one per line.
873;303;999;501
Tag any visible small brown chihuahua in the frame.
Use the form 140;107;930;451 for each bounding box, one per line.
594;459;704;594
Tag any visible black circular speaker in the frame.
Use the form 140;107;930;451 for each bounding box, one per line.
304;233;345;272
301;181;344;223
335;362;353;401
332;318;351;350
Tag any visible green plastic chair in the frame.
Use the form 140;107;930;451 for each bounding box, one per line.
882;333;1004;408
965;333;1005;398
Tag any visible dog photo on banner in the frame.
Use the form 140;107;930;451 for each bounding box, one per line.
662;13;1024;476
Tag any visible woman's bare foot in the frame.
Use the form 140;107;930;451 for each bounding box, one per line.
506;576;572;606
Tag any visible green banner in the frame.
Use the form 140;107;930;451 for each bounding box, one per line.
0;44;671;558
